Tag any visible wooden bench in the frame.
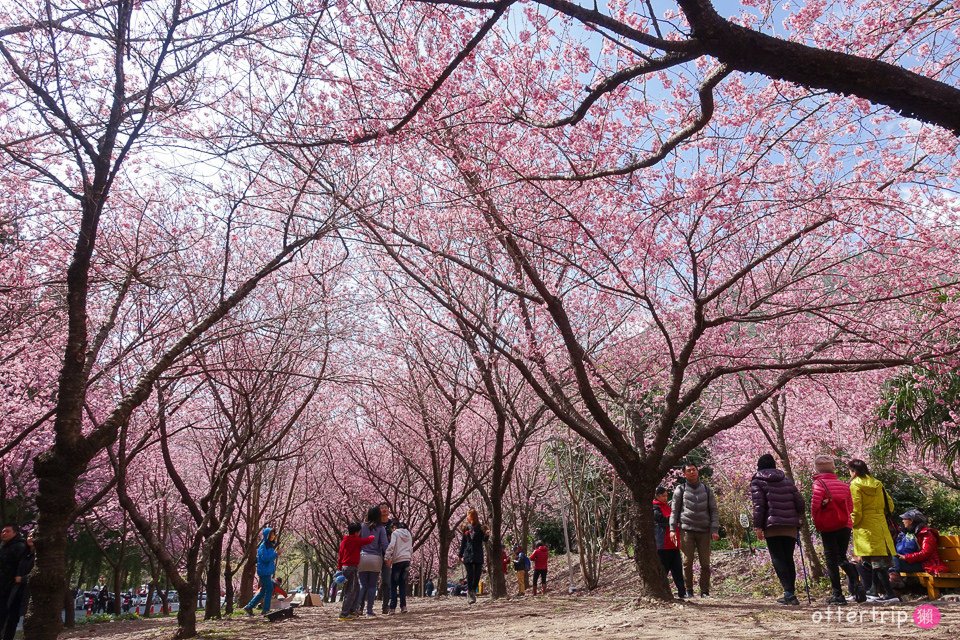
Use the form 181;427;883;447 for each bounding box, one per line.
900;533;960;600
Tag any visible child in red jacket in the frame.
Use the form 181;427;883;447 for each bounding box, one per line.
529;541;549;595
337;522;375;620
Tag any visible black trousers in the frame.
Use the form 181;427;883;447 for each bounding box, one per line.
0;585;24;640
766;536;797;595
465;562;483;592
657;549;686;597
820;528;859;594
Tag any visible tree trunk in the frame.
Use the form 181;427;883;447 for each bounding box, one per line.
24;454;80;640
238;549;256;604
435;529;451;599
630;485;672;600
113;565;123;615
63;588;76;628
223;557;235;615
145;582;156;618
204;537;223;620
799;519;825;580
487;507;508;599
174;584;199;640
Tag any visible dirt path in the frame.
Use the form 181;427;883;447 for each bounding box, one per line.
60;592;956;639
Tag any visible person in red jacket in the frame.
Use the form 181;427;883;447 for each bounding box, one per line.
653;486;686;599
529;541;549;595
337;522;375;621
893;509;948;576
812;455;865;605
271;577;288;599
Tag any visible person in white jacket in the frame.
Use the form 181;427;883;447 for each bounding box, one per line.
385;522;413;613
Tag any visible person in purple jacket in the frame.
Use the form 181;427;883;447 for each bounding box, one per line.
750;453;805;606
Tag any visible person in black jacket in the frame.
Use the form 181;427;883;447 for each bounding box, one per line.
0;524;29;640
458;509;488;605
750;454;805;606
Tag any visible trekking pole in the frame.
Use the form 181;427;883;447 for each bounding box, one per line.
797;534;812;604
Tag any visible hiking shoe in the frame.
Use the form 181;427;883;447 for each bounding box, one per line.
699;593;712;599
826;593;847;606
777;595;800;606
400;607;407;613
386;609;395;615
243;607;254;616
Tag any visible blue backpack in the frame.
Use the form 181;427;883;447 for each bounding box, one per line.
895;532;920;555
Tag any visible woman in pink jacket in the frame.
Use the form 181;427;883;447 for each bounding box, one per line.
812;456;865;604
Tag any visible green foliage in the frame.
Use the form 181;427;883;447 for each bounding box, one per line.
874;367;960;472
873;468;960;530
532;516;569;554
76;612;140;625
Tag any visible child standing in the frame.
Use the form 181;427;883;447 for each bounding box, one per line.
529;540;549;595
653;486;686;599
337;522;375;621
512;544;530;596
385;521;413;614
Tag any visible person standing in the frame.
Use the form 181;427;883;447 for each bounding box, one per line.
458;509;487;604
0;524;29;640
377;502;393;614
356;506;389;617
528;540;549;595
385;521;413;614
512;545;530;597
812;455;864;604
671;462;720;598
750;454;805;606
337;522;374;621
653;486;686;599
243;526;279;615
847;459;896;599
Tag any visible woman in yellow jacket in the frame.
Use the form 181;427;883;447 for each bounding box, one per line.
847;459;896;599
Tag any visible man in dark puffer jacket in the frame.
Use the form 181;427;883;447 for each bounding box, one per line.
750;454;805;606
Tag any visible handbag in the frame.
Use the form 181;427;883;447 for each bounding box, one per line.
882;487;900;539
358;552;383;573
815;479;848;530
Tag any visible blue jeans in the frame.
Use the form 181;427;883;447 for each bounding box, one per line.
358;571;380;614
389;561;410;610
893;556;924;573
245;574;273;612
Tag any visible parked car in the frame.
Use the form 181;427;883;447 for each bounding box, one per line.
74;591;96;611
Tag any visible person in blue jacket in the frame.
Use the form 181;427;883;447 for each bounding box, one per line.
244;527;279;615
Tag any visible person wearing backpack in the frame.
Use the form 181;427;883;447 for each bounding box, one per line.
512;544;531;596
670;461;719;598
812;455;865;605
889;509;948;593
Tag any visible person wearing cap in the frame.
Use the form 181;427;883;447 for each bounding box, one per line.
750;453;805;606
892;509;947;576
811;455;865;605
